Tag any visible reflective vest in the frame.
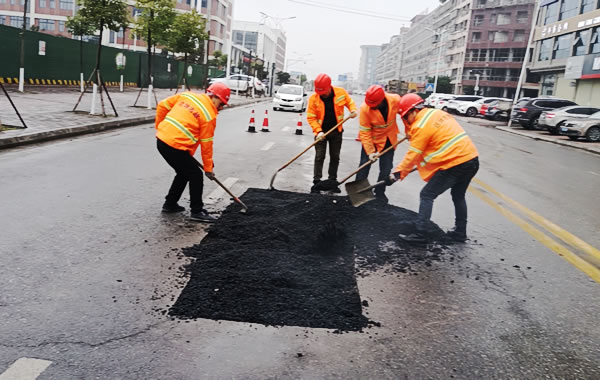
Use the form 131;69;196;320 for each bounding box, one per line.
358;93;401;155
306;86;357;135
155;92;218;172
395;108;479;182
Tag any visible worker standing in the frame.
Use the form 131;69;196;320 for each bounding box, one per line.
155;82;231;223
307;73;357;193
356;85;402;203
387;93;479;243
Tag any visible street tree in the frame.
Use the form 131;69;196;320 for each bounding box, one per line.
208;50;227;69
427;75;453;94
72;0;129;116
276;71;291;85
66;13;95;92
166;10;207;91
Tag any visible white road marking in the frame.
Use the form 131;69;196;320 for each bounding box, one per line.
589;171;599;177
282;126;291;132
261;142;275;151
0;358;52;380
207;177;239;200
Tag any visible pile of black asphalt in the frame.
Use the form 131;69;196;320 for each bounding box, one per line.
169;188;453;331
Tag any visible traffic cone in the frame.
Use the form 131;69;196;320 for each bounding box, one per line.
261;109;270;132
247;109;257;133
295;113;303;135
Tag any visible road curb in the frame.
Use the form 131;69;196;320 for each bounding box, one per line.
0;98;271;150
495;126;600;156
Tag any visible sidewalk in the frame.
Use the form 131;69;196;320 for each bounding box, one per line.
0;86;269;150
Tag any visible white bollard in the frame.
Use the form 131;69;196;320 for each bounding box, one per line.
18;67;24;92
147;84;153;109
120;74;124;92
80;73;84;93
90;83;98;114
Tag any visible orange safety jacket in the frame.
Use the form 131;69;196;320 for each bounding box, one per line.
395;108;478;182
358;93;402;155
155;91;219;172
306;86;357;135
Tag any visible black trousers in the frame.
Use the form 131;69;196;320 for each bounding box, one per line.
314;130;343;182
417;157;479;234
157;138;204;213
355;139;395;195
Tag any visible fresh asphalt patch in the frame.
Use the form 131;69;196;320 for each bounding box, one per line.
168;188;455;331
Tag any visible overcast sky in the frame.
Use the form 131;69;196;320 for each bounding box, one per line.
232;0;441;81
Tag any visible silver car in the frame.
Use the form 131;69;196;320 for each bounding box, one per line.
538;106;600;135
561;111;600;142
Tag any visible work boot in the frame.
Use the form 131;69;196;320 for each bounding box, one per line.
375;192;388;204
162;203;185;213
398;232;428;244
189;209;217;223
329;186;341;194
446;227;467;242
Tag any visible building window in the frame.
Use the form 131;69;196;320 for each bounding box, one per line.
552;33;572;59
0;17;5;25
10;16;28;28
39;0;46;7
497;13;511;25
539;38;553;61
494;31;509;43
59;0;72;9
559;0;579;20
473;15;484;26
109;31;115;43
544;1;559;25
516;11;528;23
472;32;481;43
513;30;526;42
59;20;64;32
39;19;55;31
49;0;54;8
581;0;596;13
573;29;590;56
512;48;526;61
541;73;555;96
591;27;600;54
201;0;206;7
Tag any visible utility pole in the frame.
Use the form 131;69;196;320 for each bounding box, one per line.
433;29;445;94
19;0;29;92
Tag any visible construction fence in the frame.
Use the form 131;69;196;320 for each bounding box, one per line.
0;24;223;88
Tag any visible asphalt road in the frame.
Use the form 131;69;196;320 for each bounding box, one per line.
1;95;599;379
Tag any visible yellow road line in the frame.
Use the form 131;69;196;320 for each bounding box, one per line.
469;186;600;283
473;178;600;261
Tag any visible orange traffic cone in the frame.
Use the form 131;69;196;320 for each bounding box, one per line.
247;109;257;133
261;109;270;132
295;113;303;135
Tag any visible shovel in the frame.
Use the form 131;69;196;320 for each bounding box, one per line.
269;115;352;190
345;167;417;207
192;157;249;214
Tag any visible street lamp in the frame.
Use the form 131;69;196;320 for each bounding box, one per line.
259;12;296;29
424;27;448;94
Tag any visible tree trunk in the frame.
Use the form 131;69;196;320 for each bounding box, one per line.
79;35;83;74
147;10;153;88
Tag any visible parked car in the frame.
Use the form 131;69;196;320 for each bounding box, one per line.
431;94;456;110
213;74;264;95
510;97;577;129
538;106;600;135
484;99;513;121
273;84;307;112
425;93;453;108
445;96;483;114
560;111;600;142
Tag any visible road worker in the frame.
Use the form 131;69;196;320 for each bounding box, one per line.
387;93;479;243
356;85;402;203
307;73;357;193
155;82;231;223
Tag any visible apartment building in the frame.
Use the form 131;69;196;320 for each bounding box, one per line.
358;44;381;90
401;12;435;92
527;0;600;105
462;0;537;98
374;28;408;86
0;0;75;37
232;20;286;73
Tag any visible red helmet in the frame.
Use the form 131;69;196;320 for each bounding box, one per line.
207;82;231;105
399;93;424;117
365;85;385;107
314;73;331;95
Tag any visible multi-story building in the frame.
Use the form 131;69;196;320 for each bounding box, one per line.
232;20;286;74
358;44;381;90
401;12;435;92
527;0;600;105
445;0;472;93
462;0;537;98
374;28;408;87
0;0;75;38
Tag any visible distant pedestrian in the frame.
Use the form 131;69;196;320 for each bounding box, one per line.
155;82;231;223
307;73;357;193
387;93;479;243
355;85;402;204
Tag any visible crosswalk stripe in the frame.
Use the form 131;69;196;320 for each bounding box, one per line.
0;358;52;380
206;177;238;201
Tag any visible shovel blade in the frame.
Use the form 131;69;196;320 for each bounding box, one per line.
345;178;375;207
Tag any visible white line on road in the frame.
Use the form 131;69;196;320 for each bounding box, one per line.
261;142;275;151
589;171;599;177
282;126;291;132
0;358;52;380
207;177;239;200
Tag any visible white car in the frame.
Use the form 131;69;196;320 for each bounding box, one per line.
445;95;483;114
214;74;264;95
433;94;456;110
273;84;307;112
456;97;511;117
425;93;453;108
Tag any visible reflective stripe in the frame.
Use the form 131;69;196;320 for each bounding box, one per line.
422;132;468;164
199;137;213;142
408;146;423;154
359;126;372;131
307;113;317;117
318;120;322;124
337;115;343;120
165;116;198;143
373;124;389;129
417;109;436;128
335;95;346;103
163;102;172;111
181;93;212;121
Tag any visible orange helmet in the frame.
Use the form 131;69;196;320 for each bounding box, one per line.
207;82;231;105
314;73;332;95
365;85;385;107
399;93;424;117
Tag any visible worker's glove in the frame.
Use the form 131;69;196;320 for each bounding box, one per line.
316;132;325;141
385;172;401;186
205;171;216;180
368;152;379;161
349;111;358;119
